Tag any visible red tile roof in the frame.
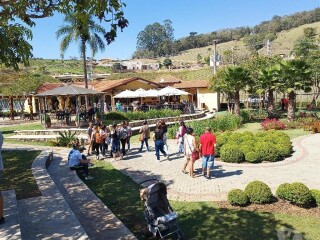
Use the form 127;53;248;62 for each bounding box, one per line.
92;77;162;92
154;75;182;84
36;83;62;94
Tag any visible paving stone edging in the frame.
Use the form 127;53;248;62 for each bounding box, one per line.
0;190;21;240
23;150;89;239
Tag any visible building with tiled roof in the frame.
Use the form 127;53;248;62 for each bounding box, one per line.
34;75;219;112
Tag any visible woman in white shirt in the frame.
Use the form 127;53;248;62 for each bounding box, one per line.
182;128;198;178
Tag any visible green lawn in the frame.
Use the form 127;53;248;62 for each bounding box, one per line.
0;150;41;199
84;161;320;240
1;122;44;137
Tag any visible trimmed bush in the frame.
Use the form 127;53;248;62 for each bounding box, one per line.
220;144;244;163
255;142;279;162
244;181;273;204
311;189;320;207
276;182;313;206
228;189;249;206
103;112;128;121
276;183;292;200
245;151;261;163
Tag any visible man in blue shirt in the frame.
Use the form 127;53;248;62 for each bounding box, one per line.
69;146;93;180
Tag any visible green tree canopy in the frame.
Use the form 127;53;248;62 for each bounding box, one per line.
211;65;252;115
56;13;106;89
134;20;174;58
0;0;128;69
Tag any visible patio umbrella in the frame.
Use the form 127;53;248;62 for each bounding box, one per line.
158;86;190;96
113;89;136;98
145;89;160;97
134;88;148;97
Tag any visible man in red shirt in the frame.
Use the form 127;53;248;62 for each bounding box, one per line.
199;127;217;179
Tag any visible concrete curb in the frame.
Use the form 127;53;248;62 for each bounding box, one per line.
0;190;21;240
18;150;89;239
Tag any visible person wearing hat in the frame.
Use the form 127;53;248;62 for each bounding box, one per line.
69;146;93;180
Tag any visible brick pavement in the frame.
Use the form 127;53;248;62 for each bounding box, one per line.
111;134;320;201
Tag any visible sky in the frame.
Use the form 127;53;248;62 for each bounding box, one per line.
30;0;320;60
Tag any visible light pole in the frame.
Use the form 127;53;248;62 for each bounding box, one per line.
213;39;218;75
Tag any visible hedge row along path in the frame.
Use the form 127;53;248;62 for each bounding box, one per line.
112;134;320;201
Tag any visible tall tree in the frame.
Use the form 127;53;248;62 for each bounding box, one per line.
277;59;312;121
211;66;251;115
135;20;174;58
56;13;106;89
257;66;279;117
0;0;128;70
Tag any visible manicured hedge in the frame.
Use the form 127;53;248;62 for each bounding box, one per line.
228;189;249;206
311;189;320;208
103;109;181;121
216;130;292;163
167;113;243;139
244;181;273;204
276;182;313;206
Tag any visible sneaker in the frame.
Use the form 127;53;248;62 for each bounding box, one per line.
0;217;5;225
85;175;94;180
156;159;160;163
96;155;99;160
88;163;94;167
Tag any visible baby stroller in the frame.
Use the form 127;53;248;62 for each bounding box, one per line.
140;180;184;239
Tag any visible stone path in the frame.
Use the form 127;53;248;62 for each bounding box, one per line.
2;132;319;239
111;134;320;201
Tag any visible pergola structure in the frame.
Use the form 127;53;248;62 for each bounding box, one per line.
35;84;103;128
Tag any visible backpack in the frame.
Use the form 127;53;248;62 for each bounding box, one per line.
95;132;103;144
120;128;128;140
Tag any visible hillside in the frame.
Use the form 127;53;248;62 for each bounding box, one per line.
158;22;320;65
0;22;319;86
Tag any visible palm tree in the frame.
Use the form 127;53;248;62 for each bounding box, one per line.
56;13;106;89
257;66;279;117
211;66;251;116
277;59;312;121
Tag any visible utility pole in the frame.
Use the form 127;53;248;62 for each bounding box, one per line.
213;39;218;75
266;39;270;57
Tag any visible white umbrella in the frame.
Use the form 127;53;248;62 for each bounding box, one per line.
145;89;160;97
158;86;190;96
134;88;148;97
114;89;136;98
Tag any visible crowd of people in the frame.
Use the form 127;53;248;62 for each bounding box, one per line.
68;118;217;180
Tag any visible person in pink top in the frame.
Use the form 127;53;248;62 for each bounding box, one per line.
199;127;217;179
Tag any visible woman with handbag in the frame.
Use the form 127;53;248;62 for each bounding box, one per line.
182;127;199;178
138;120;150;152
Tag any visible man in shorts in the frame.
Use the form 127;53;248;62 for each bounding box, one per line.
199;127;217;179
0;131;5;224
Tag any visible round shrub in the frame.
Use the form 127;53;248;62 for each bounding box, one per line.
220;144;244;163
228;189;249;206
288;183;313;206
276;183;292;200
255;142;279;162
239;145;254;155
277;182;313;206
228;133;244;144
244;181;273;204
245;151;261;163
311;189;320;207
275;143;292;157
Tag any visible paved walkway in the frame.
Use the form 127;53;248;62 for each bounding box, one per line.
111;134;320;201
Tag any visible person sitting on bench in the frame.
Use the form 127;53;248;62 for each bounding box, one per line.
69;146;93;180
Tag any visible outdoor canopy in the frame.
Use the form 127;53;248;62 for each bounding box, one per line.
113;87;190;98
35;84;103;96
113;89;136;98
